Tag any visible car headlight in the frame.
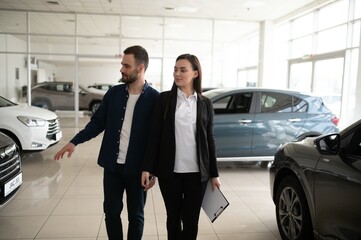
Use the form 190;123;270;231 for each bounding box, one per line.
17;116;46;127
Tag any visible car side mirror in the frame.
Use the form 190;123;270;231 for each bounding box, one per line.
315;134;340;155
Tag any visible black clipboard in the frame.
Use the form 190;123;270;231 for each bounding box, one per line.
201;180;229;223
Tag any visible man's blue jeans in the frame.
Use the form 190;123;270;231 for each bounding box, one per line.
103;165;146;240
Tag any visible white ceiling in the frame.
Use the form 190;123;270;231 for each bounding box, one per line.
0;0;331;22
0;0;333;66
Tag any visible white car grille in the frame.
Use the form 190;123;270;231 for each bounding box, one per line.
46;118;61;141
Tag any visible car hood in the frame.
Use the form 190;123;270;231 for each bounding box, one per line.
2;104;59;120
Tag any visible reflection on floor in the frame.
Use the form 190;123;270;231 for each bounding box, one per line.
0;117;281;240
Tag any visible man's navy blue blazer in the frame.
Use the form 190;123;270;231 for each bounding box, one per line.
70;82;159;175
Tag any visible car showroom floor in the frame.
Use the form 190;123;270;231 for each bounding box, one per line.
0;116;281;240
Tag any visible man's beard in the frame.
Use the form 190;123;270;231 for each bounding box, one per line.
121;70;138;84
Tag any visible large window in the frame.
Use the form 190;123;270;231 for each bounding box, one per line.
275;0;360;126
0;10;260;128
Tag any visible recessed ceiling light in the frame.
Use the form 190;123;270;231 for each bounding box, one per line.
164;7;176;11
46;1;60;5
164;6;198;13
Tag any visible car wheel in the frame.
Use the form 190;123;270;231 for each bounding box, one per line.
275;176;314;240
90;101;101;114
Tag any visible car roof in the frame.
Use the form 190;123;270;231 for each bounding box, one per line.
203;87;315;98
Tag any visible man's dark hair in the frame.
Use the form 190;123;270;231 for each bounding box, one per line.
123;45;149;71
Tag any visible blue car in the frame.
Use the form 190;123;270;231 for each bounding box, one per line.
203;88;339;163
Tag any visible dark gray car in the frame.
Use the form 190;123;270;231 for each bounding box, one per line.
31;81;104;114
269;118;361;240
203;88;339;163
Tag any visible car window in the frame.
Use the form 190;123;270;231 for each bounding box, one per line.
293;96;308;112
260;92;292;113
0;96;16;107
213;92;252;114
343;127;361;156
47;83;72;92
259;92;308;113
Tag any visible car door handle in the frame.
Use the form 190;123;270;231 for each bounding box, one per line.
288;118;302;122
238;119;252;124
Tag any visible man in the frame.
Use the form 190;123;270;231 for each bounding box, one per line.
54;45;159;240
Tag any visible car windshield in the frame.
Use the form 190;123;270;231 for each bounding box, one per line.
203;89;232;98
0;96;17;107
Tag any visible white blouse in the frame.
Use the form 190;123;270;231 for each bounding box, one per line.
174;88;199;173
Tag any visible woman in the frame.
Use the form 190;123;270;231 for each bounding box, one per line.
141;54;221;240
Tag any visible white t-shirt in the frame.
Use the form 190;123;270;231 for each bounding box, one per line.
117;93;140;164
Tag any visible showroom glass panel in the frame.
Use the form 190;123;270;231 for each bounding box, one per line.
237;68;257;87
289;62;312;92
317;25;347;54
30;36;75;54
352;21;360;47
0;34;27;52
78;14;119;37
238;35;259;67
146;58;162;91
292;13;314;38
121;16;162;39
343;49;359;120
313;58;344;116
0;11;26;33
274;41;288;62
213;42;242;87
162;57;212;91
78;37;119;55
318;0;348;31
273;23;289;88
162;58;174;91
163;40;212;58
355;0;361;19
214;20;259;42
164;18;212;41
30;54;75;84
291;35;312;58
121;38;163;58
78;57;120;90
274;22;289;43
33;55;79;128
163;40;212;88
0;53;28;103
29;12;75;35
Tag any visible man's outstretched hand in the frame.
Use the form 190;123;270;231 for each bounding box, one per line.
54;142;76;160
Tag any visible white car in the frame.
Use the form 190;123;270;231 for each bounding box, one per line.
0;96;62;151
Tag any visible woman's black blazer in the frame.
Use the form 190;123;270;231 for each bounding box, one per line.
143;87;219;182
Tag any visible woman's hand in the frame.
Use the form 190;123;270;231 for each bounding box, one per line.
211;177;221;191
141;171;156;191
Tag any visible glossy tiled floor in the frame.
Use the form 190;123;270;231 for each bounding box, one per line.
0;117;281;240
